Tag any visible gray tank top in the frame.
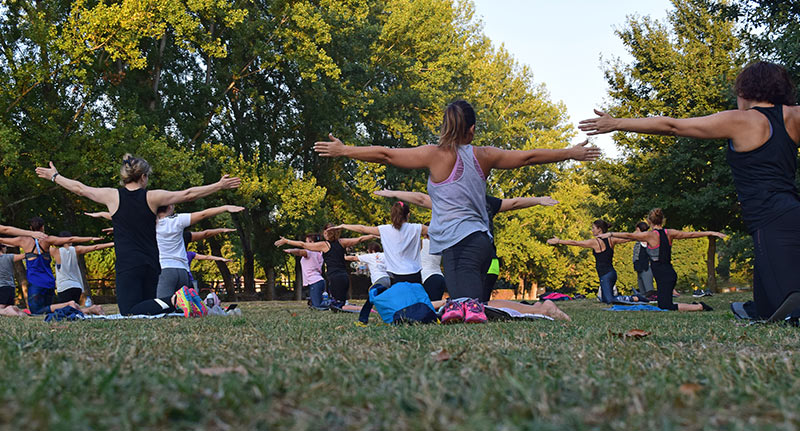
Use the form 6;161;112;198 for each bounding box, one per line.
0;254;15;287
427;145;491;254
56;246;84;292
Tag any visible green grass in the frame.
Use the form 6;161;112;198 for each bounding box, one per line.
1;293;799;430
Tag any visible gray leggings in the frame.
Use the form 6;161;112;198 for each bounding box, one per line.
155;268;192;298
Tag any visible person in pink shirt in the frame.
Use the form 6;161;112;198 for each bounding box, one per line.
283;233;328;309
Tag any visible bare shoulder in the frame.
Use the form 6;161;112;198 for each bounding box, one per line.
784;105;800;143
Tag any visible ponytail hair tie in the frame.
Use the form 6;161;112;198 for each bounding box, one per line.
123;158;133;166
398;201;404;208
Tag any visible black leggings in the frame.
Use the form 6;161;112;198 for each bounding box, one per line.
388;272;422;286
55;288;82;304
481;273;499;303
129;297;176;315
327;272;350;303
441;231;493;300
651;261;678;311
751;207;800;318
423;274;446;301
116;265;159;315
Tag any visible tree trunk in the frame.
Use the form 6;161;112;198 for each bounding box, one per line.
77;253;92;305
208;236;235;300
13;260;28;308
232;211;256;296
265;266;275;301
706;236;717;292
149;33;168;111
295;256;303;301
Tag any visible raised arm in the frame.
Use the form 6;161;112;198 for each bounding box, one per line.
74;242;115;255
189;205;245;225
579;109;754;141
146;175;242;209
274;237;330;253
192;253;232;263
314;134;436;169
373;190;432;209
598;231;653;242
47;236;103;247
35;162;117;208
11;253;25;262
84;211;112;220
0;225;46;239
478;140;600;170
498;196;559;212
344;255;359;262
668;229;726;240
0;236;28;248
189;228;236;242
283;248;309;258
546;237;600;250
339;234;379;248
331;224;380;236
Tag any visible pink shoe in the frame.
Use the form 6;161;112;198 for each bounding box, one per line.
441;300;464;323
463;299;487;324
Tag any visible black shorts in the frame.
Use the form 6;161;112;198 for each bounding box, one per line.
55;287;83;305
0;286;14;306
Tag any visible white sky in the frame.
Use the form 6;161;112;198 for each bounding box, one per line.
470;0;674;157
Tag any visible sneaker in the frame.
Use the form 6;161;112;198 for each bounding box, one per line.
440;299;465;323
692;289;708;298
704;289;714;297
463;299;487;324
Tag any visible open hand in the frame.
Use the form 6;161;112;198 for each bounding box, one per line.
274;237;288;247
218;175;242;190
225;205;245;213
546;237;559;245
578;109;618;136
35;161;58;181
314;134;345;157
373;190;394;198
568;140;601;162
537;197;559;206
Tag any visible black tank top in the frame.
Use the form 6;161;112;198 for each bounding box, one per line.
592;237;614;276
653;228;672;265
323;240;347;276
727;105;800;232
112;188;158;272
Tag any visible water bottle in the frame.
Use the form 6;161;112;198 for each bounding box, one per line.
322;291;330;306
85;296;93;307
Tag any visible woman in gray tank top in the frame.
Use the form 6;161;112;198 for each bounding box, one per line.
315;100;600;322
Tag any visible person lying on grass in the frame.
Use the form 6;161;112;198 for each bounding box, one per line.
430;298;571;321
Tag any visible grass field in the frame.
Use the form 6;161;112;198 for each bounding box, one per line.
1;292;798;430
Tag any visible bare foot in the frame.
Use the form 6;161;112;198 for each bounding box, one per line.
541;300;571;321
82;305;105;315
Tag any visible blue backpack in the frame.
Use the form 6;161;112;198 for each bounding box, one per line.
368;282;438;324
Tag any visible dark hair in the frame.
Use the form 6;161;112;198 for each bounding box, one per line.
323;223;340;241
390;201;410;229
59;231;72;238
439;100;476;151
304;233;319;242
0;244;6;252
120;153;153;185
635;221;649;232
183;230;192;245
735;61;797;106
647;208;665;226
592;219;611;233
367;242;382;253
30;217;45;231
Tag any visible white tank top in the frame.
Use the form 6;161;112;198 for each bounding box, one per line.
56;246;84;292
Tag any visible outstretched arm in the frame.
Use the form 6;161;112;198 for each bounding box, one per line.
598;231;652;242
546;237;599;249
668;229;726;240
35;162;117;208
189;228;236;242
192;253;232;263
146;175;242;209
274;237;330;253
498;196;559;212
479;141;600;170
373;190;432;209
314;134;435;170
344;255;359;262
339;234;379;248
579;109;750;140
283;248;308;258
11;253;25;262
0;225;46;239
47;236;103;247
85;211;112;220
189;205;245;225
330;224;381;236
74;242;115;255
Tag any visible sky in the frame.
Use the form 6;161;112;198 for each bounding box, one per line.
470;0;674;157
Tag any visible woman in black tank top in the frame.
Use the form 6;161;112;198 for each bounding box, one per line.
581;61;800;321
36;155;241;315
601;209;724;311
274;223;377;309
548;219;643;303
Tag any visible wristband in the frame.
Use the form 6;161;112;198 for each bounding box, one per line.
51;172;59;182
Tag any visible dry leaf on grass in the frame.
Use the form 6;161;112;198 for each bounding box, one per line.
431;348;451;362
198;366;248;376
679;382;703;396
609;329;652;339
